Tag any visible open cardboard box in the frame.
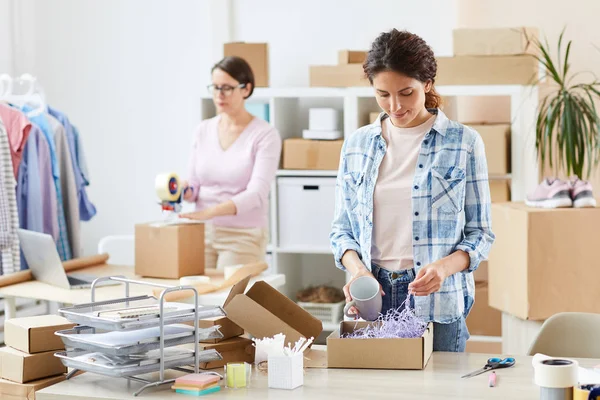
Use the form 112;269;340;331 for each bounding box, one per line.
224;281;323;346
326;321;433;370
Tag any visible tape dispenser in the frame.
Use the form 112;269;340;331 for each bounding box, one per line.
155;172;185;213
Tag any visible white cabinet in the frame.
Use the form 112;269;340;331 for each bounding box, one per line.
277;177;336;251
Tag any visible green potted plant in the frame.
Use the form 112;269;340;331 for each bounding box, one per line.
531;28;600;180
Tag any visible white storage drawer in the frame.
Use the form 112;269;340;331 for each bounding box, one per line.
277;177;336;250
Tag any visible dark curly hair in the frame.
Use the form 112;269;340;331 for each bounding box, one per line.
363;29;441;109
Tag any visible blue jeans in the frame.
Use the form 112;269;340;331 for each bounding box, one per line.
372;264;470;352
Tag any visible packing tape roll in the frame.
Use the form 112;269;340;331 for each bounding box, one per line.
155;172;182;202
180;276;211;286
535;358;579;388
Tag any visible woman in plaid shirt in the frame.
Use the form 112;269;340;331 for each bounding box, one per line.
330;29;495;352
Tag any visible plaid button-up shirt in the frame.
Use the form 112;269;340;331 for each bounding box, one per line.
330;109;495;323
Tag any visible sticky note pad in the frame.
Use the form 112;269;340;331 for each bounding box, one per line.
175;373;220;388
175;386;221;396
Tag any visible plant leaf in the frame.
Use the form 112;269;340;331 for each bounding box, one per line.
563;40;572;82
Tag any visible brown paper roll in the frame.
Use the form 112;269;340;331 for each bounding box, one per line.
0;253;110;289
0;270;33;288
154;261;268;302
63;253;110;272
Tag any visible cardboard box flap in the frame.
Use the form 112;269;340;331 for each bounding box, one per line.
199;337;253;354
244;281;323;339
225;296;307;344
223;275;251;308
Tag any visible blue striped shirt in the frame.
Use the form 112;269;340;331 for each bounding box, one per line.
330;109;495;323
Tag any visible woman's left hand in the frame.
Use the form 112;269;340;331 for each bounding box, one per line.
179;208;214;221
408;263;448;296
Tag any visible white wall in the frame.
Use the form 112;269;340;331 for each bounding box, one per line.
0;0;14;74
5;0;459;256
233;0;457;86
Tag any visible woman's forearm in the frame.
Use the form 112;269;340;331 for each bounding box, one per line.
341;250;368;276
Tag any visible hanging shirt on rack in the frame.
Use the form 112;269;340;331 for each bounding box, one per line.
22;105;72;261
48;114;80;258
48;106;96;221
72;126;90;186
0;118;20;274
17;124;58;240
0;104;32;177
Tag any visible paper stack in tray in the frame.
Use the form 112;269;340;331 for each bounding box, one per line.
172;373;221;396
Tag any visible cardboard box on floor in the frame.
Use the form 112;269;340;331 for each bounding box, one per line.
436;55;539;85
442;96;511;125
195;276;249;343
0;375;66;400
466;282;502;336
5;315;75;354
489;203;600;320
470;124;511;175
0;347;66;384
309;64;369;87
223;42;269;87
490;181;511;203
225;281;323;347
135;222;205;279
198;337;255;369
327;322;433;370
338;50;368;65
283;138;343;170
453;27;539;56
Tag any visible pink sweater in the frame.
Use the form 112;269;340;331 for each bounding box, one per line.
187;115;281;228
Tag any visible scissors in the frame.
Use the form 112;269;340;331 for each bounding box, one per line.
461;357;516;378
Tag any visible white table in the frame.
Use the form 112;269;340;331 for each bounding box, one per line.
36;352;596;400
0;264;285;318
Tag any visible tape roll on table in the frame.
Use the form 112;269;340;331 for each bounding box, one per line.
534;358;578;400
155;172;182;202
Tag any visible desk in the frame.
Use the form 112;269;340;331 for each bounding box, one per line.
36;352;595;400
0;264;285;319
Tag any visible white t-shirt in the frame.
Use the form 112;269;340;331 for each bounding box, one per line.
371;113;436;271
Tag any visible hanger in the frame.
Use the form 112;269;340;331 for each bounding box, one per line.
0;74;46;116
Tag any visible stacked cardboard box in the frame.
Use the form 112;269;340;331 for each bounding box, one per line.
0;315;74;399
438;27;539;85
310;49;369;87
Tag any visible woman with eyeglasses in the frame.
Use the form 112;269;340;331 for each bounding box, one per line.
180;56;281;270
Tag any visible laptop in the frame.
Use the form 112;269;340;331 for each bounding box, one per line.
18;229;119;289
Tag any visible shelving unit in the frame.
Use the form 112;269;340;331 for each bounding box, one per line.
200;84;539;330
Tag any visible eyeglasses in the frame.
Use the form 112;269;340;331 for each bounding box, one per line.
207;83;247;97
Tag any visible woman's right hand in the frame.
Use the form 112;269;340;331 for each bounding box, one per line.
342;268;384;317
181;180;194;202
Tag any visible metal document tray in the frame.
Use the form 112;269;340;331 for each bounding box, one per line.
58;295;225;331
56;324;223;356
55;348;222;378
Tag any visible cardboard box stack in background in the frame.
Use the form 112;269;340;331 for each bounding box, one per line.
223;42;269;87
310;49;369;87
438;27;539;86
283;107;344;171
442;96;512;204
0;315;74;398
135;222;205;279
